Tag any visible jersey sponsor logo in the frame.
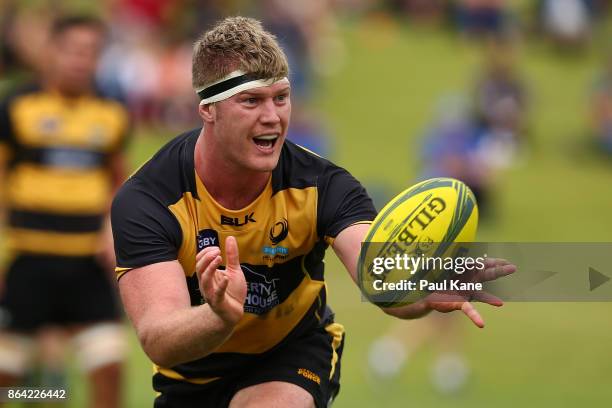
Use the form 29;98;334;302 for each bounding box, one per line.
220;213;256;227
191;229;220;306
269;218;289;245
262;245;289;263
262;246;289;256
241;265;280;315
263;218;290;263
196;229;220;251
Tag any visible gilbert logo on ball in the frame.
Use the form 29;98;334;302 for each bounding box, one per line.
357;178;479;307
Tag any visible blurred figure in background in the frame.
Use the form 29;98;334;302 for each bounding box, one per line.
421;94;494;216
0;5;47;97
0;2;25;96
472;38;528;172
0;15;129;408
418;40;528;218
368;314;471;395
386;0;448;25
259;0;338;156
536;0;595;50
589;50;612;155
452;0;512;38
98;0;200;130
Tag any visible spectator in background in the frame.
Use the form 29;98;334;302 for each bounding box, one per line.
453;0;512;37
421;94;495;216
259;0;336;156
259;0;313;102
0;16;129;408
537;0;594;50
453;0;511;38
590;51;612;154
387;0;448;25
472;38;528;171
98;0;202;130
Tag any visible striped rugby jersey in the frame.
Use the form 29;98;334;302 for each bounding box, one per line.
111;129;377;383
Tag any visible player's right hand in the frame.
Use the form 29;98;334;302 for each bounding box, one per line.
196;236;247;326
423;257;516;328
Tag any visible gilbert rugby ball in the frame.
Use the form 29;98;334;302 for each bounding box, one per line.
357;178;478;307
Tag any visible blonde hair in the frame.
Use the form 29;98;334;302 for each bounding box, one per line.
192;16;289;91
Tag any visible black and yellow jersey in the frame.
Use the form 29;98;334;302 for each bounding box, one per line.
111;129;377;384
0;84;129;256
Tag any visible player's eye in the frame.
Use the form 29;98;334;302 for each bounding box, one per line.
242;97;258;105
275;94;289;103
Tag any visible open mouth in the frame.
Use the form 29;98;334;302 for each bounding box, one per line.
253;134;279;151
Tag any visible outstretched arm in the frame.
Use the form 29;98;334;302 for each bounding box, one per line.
332;224;515;328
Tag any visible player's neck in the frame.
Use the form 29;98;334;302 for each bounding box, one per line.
194;133;270;210
45;77;92;99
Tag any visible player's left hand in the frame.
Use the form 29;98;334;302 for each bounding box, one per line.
423;257;516;328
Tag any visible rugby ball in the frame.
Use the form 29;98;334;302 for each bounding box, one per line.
357;178;478;307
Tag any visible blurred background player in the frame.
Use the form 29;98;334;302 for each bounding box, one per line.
589;49;612;155
0;15;129;408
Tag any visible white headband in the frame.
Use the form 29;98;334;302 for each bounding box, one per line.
196;70;289;105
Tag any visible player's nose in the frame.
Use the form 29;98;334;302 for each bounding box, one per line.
258;98;281;125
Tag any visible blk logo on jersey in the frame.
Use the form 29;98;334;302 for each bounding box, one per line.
220;213;256;227
269;218;289;245
196;229;219;251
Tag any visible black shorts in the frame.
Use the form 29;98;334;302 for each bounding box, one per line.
0;254;121;332
153;322;345;408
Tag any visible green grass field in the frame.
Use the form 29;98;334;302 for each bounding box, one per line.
39;20;612;407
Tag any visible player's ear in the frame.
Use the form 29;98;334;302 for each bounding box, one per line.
198;102;216;123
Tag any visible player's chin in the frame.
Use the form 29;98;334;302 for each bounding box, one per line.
246;153;281;172
255;158;280;172
249;146;283;171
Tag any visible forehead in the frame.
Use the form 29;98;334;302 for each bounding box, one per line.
53;26;103;46
236;81;291;97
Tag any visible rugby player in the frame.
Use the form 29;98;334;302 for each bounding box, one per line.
0;16;129;408
112;16;514;407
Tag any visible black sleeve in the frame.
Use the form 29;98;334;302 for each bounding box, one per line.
316;165;377;241
0;96;15;151
111;179;183;276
